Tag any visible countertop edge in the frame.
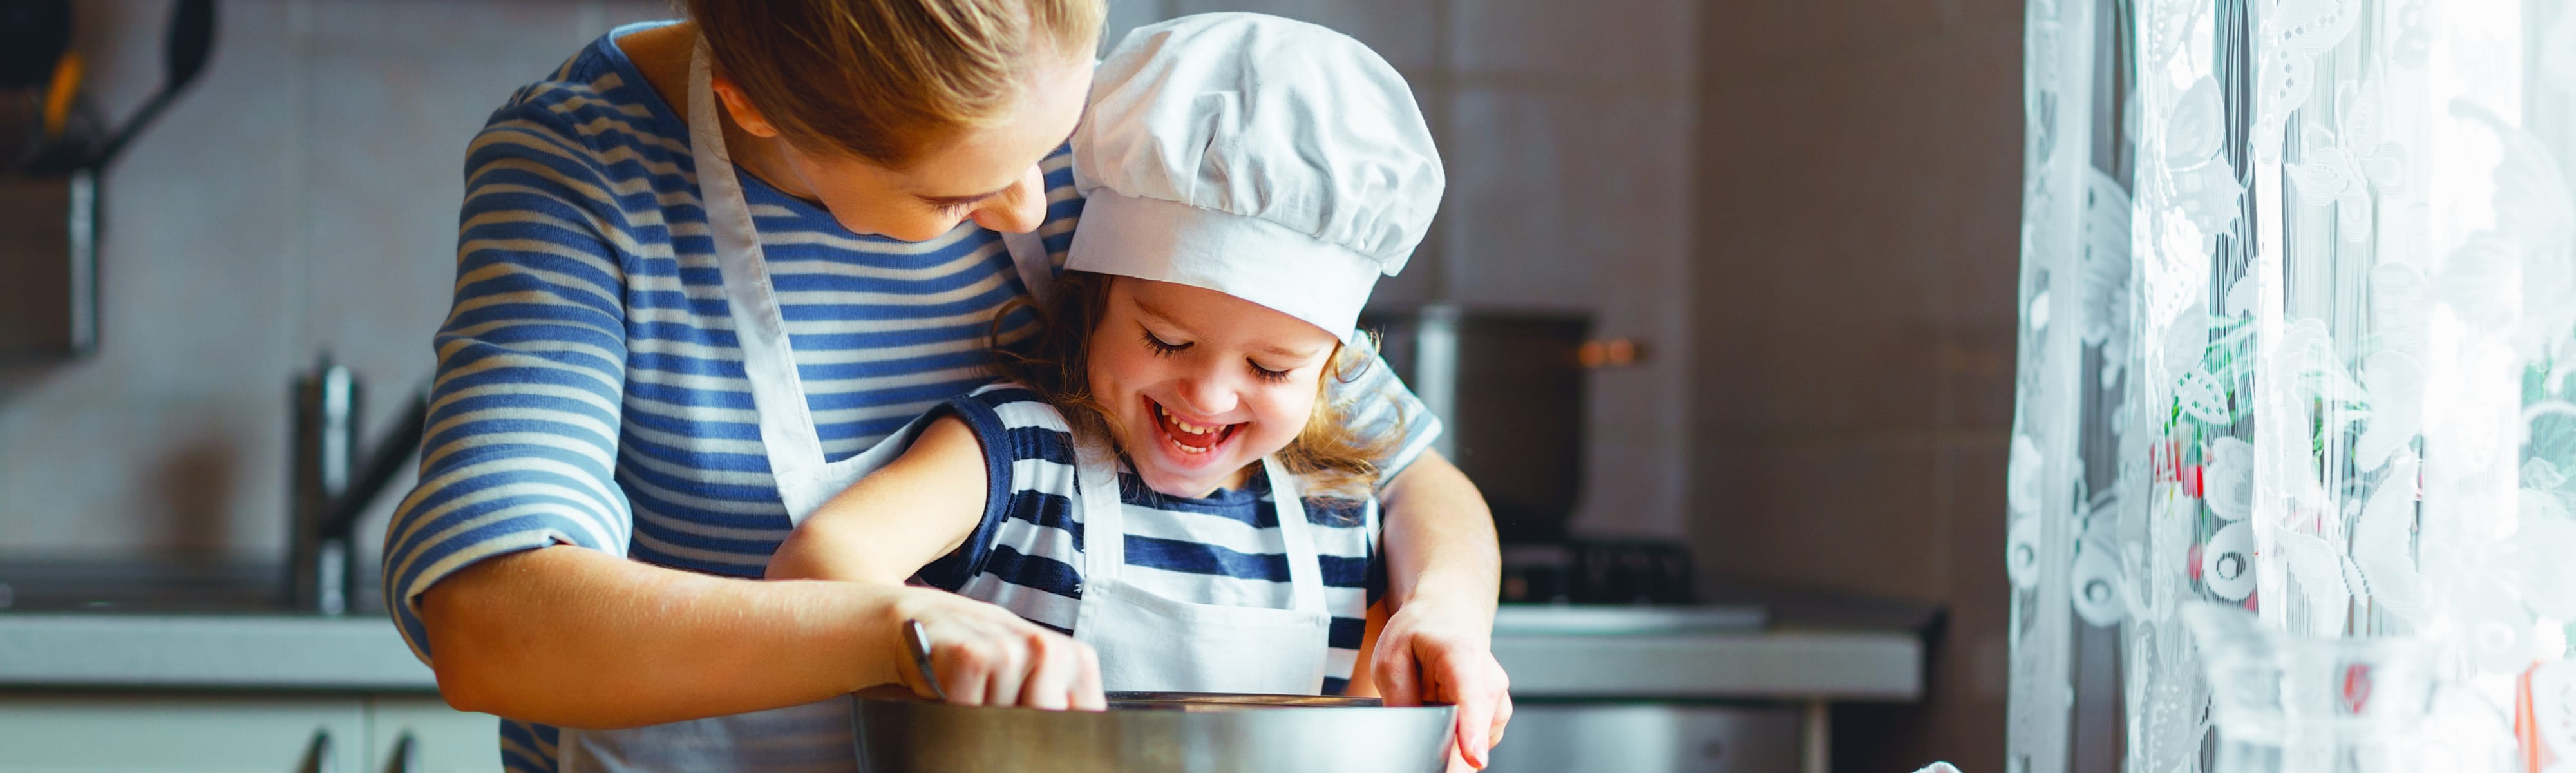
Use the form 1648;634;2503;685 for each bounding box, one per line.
2;615;1923;701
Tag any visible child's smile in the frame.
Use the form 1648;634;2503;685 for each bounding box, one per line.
1086;277;1338;498
1148;397;1241;456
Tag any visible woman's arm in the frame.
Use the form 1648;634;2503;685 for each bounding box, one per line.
424;547;919;726
1373;450;1513;769
1341;600;1392;698
427;415;1100;725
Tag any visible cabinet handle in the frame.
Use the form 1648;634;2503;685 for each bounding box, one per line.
300;729;334;773
386;731;421;773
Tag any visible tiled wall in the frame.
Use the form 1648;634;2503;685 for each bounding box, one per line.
0;0;672;561
1690;1;2022;770
0;0;1701;562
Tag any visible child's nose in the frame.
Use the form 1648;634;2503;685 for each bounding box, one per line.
1172;371;1238;417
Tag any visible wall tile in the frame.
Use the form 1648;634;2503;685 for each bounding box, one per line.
1690;437;1946;601
1697;43;1953;435
1938;20;2029;434
1701;0;1951;68
1101;0;1178;55
1173;0;1439;73
0;396;283;556
596;1;681;29
1450;0;1693;84
1441;88;1690;309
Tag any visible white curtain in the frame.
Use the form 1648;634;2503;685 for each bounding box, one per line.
2010;0;2576;769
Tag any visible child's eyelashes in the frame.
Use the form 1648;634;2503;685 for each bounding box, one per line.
1141;329;1189;356
1141;326;1296;384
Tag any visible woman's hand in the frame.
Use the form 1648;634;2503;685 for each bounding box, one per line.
884;587;1106;711
1370;600;1513;770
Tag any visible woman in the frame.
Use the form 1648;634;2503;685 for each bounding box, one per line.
380;2;1509;771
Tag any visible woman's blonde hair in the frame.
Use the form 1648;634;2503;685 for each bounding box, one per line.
990;272;1405;502
686;0;1106;167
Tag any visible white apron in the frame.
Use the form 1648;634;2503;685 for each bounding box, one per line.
1070;441;1334;694
558;41;1054;773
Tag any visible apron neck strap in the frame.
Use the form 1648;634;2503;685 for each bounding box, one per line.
1073;442;1326;613
689;40;829;477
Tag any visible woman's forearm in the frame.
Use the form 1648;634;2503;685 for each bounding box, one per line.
420;546;907;729
1378;450;1499;622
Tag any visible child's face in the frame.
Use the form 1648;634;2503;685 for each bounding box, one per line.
1086;277;1340;498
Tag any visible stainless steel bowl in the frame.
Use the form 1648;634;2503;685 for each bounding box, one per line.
853;690;1455;772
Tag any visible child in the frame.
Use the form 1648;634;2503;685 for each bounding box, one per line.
768;12;1445;700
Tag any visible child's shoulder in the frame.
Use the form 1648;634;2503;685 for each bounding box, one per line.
949;381;1075;434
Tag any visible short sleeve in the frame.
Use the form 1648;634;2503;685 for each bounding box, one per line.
1325;330;1443;488
379;101;638;665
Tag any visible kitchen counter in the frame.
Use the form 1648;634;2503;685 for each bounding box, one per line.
1493;628;1918;700
0;608;1918;700
0;613;432;691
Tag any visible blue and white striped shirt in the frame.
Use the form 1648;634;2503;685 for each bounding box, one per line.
381;23;1435;773
921;384;1384;694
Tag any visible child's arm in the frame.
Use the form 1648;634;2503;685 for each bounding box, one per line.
768;415;989;584
767;415;1104;710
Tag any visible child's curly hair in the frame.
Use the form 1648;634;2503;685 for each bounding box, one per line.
988;271;1405;502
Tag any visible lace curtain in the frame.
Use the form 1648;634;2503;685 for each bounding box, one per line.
2009;0;2576;769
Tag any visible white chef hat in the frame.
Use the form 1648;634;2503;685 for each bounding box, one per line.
1068;13;1443;343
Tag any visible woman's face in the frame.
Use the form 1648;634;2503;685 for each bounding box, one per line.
724;55;1093;242
1086;278;1341;499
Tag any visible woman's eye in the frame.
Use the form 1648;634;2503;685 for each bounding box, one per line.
1248;361;1291;383
1140;329;1189;356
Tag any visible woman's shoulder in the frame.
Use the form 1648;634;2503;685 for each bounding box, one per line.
473;23;688;164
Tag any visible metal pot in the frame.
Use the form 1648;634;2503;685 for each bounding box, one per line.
1359;305;1596;545
852;691;1455;772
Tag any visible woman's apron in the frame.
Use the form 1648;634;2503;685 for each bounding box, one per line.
559;40;1328;772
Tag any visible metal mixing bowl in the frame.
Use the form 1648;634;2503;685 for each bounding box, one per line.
852;691;1456;772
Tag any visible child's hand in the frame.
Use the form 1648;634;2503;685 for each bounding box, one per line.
1369;603;1512;770
884;587;1105;711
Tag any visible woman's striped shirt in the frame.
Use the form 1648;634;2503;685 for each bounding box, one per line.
380;23;1436;773
920;383;1385;694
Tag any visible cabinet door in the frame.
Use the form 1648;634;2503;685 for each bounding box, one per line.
365;695;500;773
0;692;366;773
1481;703;1805;773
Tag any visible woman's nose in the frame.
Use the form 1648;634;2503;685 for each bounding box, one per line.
968;165;1048;234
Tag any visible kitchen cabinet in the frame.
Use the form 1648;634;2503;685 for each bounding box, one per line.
1482;703;1803;773
0;692;496;773
366;695;502;773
